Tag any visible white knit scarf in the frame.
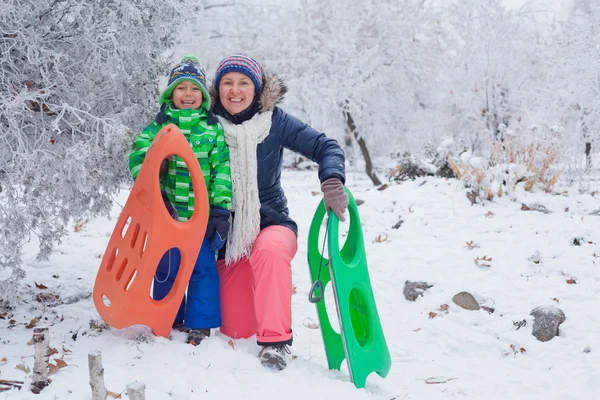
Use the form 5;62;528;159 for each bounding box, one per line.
217;111;273;265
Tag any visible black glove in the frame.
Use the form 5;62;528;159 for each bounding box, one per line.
205;207;230;252
161;190;178;220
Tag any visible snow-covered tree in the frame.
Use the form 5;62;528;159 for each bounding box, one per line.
199;0;441;185
427;0;546;154
0;0;199;304
549;0;600;174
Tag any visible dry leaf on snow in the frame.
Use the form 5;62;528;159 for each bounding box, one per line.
25;317;40;329
465;240;480;250
474;255;492;267
34;282;48;289
428;311;438;319
374;233;389;243
566;279;577;284
107;391;123;399
509;344;526;354
303;319;320;329
74;219;88;232
16;363;30;374
48;358;68;375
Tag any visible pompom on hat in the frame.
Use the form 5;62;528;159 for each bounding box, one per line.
159;56;211;110
213;53;264;95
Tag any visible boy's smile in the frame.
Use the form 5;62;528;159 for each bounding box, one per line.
172;81;203;109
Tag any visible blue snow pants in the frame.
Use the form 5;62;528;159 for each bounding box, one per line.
153;238;221;329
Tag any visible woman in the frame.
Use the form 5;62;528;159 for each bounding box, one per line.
211;53;348;370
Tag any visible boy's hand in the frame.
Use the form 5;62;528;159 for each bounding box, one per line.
206;207;230;252
160;159;168;175
161;190;178;220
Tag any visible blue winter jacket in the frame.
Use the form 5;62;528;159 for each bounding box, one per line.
212;72;346;236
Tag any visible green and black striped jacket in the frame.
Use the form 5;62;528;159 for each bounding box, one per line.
129;106;232;221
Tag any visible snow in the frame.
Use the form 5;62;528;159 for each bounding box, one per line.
1;169;600;399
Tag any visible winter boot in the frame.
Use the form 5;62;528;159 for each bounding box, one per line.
172;322;189;333
186;329;210;346
258;345;291;370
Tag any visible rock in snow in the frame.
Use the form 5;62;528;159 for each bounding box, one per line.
530;306;566;342
403;280;433;301
452;292;481;310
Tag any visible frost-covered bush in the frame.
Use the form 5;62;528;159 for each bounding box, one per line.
0;0;198;304
449;125;562;201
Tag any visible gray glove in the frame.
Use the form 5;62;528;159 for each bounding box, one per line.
321;178;348;222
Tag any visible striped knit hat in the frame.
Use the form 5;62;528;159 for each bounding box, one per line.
214;53;264;95
159;56;210;110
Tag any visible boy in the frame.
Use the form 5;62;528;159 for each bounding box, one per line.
129;56;232;345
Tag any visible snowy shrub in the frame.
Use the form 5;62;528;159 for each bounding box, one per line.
425;138;465;179
387;151;436;182
449;125;562;201
0;0;198;304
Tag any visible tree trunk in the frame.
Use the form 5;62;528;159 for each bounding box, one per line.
88;351;108;400
127;382;146;400
343;109;382;186
585;142;592;173
31;327;50;394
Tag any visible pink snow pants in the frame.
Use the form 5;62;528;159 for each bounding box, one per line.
217;225;298;344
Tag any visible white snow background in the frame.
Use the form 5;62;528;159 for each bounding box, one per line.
1;169;599;399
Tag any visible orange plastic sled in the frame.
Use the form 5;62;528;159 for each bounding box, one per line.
93;124;209;338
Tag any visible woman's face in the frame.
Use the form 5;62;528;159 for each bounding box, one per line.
218;72;255;115
171;81;202;109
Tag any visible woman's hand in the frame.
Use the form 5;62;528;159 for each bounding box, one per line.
321;178;348;222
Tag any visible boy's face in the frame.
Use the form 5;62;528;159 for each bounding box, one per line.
172;81;202;109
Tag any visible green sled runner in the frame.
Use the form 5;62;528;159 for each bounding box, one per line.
307;188;391;389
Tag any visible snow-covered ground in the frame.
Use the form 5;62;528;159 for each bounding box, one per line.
1;169;599;399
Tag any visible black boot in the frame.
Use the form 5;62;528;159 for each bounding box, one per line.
186;329;210;346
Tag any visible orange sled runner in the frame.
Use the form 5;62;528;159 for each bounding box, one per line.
93;124;209;338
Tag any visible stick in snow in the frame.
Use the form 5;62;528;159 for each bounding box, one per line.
0;379;24;388
88;351;108;400
126;381;146;400
31;327;50;394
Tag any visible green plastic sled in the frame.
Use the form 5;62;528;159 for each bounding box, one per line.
307;188;391;389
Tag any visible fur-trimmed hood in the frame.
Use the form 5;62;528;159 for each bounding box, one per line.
209;71;288;113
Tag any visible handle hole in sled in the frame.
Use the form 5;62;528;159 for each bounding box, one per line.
324;281;341;334
159;154;197;221
125;269;138;292
349;287;371;347
105;247;118;273
120;216;132;239
101;295;111;307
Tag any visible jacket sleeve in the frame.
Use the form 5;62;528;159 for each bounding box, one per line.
129;122;161;180
276;107;346;183
208;123;233;210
